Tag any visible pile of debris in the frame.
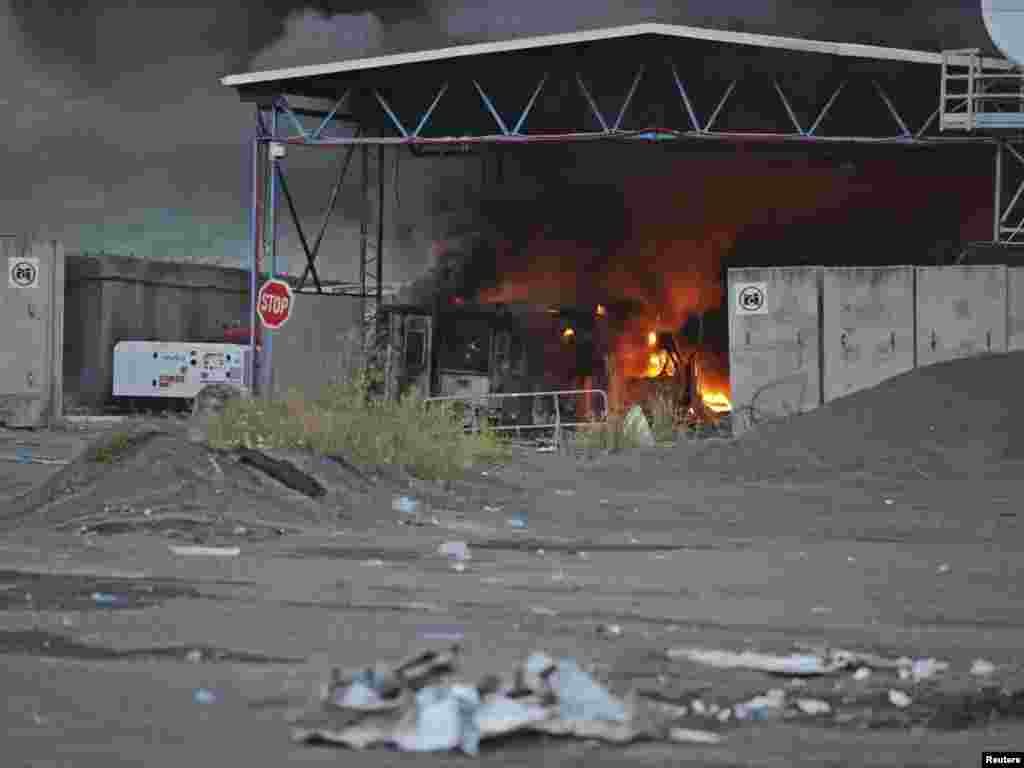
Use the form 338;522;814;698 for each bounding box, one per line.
288;642;1024;756
290;645;722;755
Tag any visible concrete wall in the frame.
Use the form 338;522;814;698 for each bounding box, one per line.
0;240;64;426
268;292;364;401
728;267;822;435
1008;268;1024;352
915;266;1007;367
65;254;249;405
822;267;916;403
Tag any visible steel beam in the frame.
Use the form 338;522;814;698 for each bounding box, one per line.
313;91;350;140
513;74;548;135
808;81;846;136
473;80;510;135
576;74;610;132
613;67;645;131
705;80;737;132
374;90;409;137
668;61;701;132
275;163;323;293
873;80;911;137
414;83;448;137
773;80;804;134
996;141;1004;242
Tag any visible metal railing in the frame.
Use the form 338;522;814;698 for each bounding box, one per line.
941;49;1024;132
425;388;609;445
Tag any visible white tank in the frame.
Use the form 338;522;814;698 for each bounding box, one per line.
983;0;1024;66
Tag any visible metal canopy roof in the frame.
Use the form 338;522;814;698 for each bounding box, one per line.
221;22;1012;88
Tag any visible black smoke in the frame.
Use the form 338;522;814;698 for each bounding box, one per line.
8;0;1000;89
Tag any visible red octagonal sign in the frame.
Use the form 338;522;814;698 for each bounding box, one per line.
257;278;294;330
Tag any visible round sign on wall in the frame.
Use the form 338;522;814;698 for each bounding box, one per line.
257;278;294;330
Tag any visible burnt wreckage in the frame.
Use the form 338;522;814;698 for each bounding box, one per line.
378;272;727;429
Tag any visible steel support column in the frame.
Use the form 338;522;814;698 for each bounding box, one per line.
260;106;281;399
995;140;1004;243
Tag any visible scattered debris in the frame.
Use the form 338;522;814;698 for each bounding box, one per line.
667;647;842;677
901;658;949;682
623;405;655;448
507;515;528;529
888;690;912;709
734;689;786;721
91;592;126;607
235;447;326;499
194;689;217;705
596;624;623;638
186;649;204;664
393;496;420;516
293;647;673;755
554;489;576;497
438;541;471;562
936;563;951;574
971;659;996;677
795;698;832;716
853;667;872;681
362;559;386;567
883;499;895;506
668;728;722;744
169;545;241;557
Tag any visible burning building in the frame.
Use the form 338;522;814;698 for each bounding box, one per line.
379;137;987;428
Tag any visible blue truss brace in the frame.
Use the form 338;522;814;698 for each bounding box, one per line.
873;80;912;138
473;80;510;135
513;74;548;135
576;74;610;132
374;90;410;138
808;81;846;136
705;80;737;132
613;68;645;131
313;91;350;140
276;97;309;140
413;83;449;137
773;80;805;135
669;62;701;133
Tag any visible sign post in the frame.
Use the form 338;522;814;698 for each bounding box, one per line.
256;278;294;330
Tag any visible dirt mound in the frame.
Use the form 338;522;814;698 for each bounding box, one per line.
694;352;1024;482
10;427;375;534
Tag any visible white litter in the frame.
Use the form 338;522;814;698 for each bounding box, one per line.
668;728;722;744
438;541;471;561
853;667;872;681
169;545;240;557
795;698;831;716
970;659;996;677
888;690;912;709
667;647;841;676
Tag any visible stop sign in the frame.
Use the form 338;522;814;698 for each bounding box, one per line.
257;278;294;330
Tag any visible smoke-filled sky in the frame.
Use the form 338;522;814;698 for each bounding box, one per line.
0;0;1000;276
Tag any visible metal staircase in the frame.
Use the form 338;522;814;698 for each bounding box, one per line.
940;49;1024;132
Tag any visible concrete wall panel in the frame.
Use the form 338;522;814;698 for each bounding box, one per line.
916;266;1007;367
0;240;64;426
822;267;915;402
728;267;822;435
1008;268;1024;352
269;293;364;401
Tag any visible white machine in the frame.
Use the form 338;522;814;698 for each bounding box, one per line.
113;341;251;398
983;0;1024;67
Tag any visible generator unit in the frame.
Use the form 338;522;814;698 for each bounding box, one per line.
112;341;251;399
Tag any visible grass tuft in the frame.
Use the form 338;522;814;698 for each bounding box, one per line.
204;372;507;481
